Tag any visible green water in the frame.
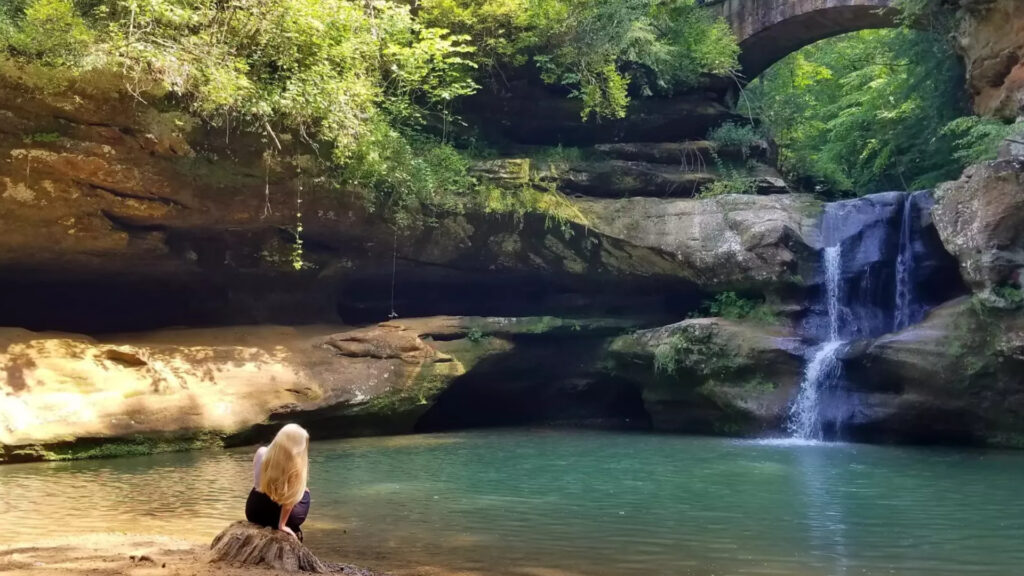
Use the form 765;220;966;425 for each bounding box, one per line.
2;430;1022;576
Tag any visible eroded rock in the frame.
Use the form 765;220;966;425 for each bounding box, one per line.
956;0;1024;119
607;317;804;434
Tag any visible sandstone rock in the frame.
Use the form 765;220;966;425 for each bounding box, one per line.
0;321;470;458
841;298;1024;446
607;317;805;434
0;72;702;332
955;0;1024;119
574;194;821;293
209;521;373;574
0;316;649;462
552;160;716;198
593;140;771;165
933;154;1024;293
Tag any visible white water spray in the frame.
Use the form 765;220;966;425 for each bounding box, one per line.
893;193;914;331
788;245;846;441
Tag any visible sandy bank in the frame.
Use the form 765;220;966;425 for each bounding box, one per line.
0;532;510;576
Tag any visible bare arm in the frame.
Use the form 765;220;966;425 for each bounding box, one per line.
278;503;296;538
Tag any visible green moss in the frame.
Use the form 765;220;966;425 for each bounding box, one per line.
1;432;224;464
23;130;60;143
361;359;462;416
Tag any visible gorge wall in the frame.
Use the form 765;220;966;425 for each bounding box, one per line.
3;0;1024;461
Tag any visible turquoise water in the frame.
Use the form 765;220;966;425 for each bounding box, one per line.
1;430;1023;575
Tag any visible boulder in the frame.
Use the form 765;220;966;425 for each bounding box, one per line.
841;298;1024;446
933;150;1024;294
209;521;374;574
607;317;805;434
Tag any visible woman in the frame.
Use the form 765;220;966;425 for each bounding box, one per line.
245;424;312;540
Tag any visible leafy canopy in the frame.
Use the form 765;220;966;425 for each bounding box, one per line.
1;0;739;221
745;27;1018;197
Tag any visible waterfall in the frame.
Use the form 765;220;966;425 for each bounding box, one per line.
893;193;915;331
784;190;958;442
788;341;844;441
824;245;842;341
789;244;846;441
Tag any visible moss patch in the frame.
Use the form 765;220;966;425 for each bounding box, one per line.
1;432;225;464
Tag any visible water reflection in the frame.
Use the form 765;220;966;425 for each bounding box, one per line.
2;432;1023;576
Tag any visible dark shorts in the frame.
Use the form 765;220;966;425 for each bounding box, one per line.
245;488;311;537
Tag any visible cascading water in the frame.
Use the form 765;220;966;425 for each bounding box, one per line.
893;192;915;331
786;190;960;441
788;245;846;441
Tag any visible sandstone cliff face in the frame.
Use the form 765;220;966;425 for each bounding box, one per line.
956;0;1024;120
0;321;469;462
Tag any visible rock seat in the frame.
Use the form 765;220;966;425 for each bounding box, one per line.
209;521;377;575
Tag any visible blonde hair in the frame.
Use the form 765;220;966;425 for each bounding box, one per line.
258;424;309;507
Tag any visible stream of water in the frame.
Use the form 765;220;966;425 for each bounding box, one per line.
2;430;1023;576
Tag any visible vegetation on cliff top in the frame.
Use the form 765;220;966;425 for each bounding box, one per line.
0;0;737;224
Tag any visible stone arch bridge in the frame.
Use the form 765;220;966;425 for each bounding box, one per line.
703;0;900;78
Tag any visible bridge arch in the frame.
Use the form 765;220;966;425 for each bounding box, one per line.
706;0;901;78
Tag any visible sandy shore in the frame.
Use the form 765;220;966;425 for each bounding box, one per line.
0;533;313;576
0;533;516;576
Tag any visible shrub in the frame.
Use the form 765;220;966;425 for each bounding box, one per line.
700;291;777;323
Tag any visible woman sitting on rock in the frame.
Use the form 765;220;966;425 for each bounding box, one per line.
246;423;312;541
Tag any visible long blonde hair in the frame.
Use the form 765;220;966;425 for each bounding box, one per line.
258;424;309;507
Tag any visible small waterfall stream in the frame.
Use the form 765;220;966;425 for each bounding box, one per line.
789;245;846;441
893;192;915;331
786;190;956;441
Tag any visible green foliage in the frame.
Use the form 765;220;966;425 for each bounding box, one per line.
708;122;761;157
653;326;740;378
700;122;762;197
340;123;475;227
6;0;93;67
697;292;777;324
942;117;1024;165
466;327;485;342
993;285;1024;309
422;0;739;120
2;0;737;224
23;130;60;142
745;29;974;196
699;172;756;198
